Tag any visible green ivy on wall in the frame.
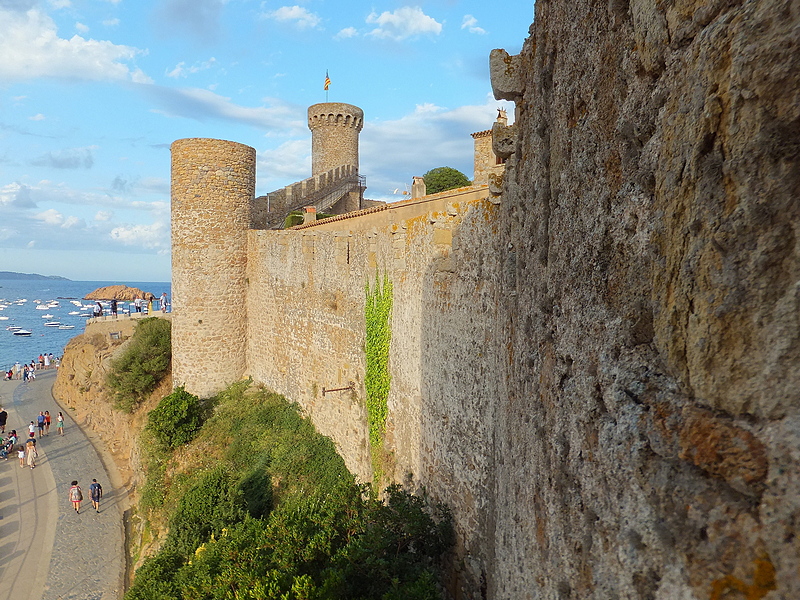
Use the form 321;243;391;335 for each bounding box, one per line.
364;272;393;463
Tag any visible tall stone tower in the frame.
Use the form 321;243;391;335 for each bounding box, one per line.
170;138;255;398
308;102;364;176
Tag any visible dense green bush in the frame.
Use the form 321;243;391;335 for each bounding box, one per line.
106;317;171;412
146;387;203;449
126;386;453;600
164;466;246;557
422;166;471;194
284;210;334;228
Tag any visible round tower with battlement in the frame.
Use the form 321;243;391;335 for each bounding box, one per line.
170;138;255;398
308;102;364;176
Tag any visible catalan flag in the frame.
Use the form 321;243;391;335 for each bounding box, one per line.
324;71;331;91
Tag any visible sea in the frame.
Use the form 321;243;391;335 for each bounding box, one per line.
0;279;170;373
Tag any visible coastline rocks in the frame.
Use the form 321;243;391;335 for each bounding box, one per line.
85;285;155;301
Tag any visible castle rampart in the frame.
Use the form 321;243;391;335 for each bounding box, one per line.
170;138;255;398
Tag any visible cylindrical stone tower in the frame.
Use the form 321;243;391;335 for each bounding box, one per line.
308;102;364;176
170;138;256;398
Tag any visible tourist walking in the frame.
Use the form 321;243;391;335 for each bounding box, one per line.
36;412;45;437
111;298;118;317
28;421;36;437
18;445;25;467
56;411;64;435
69;481;83;513
89;479;103;513
26;438;36;469
44;410;51;435
0;406;7;434
160;292;168;312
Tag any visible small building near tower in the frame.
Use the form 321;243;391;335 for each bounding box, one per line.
471;108;508;185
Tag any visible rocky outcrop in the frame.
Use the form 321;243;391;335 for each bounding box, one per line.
489;1;799;598
85;285;156;301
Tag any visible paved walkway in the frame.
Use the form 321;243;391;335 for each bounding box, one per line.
0;370;125;600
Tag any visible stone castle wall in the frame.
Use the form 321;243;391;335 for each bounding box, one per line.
170;1;800;595
170;138;254;398
488;1;800;598
244;188;501;592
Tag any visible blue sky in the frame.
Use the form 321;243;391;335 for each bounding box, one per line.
0;0;531;282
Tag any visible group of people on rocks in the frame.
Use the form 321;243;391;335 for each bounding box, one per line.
0;404;104;513
3;353;60;381
95;292;169;318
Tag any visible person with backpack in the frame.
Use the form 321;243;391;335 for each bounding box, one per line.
89;479;103;513
69;481;83;513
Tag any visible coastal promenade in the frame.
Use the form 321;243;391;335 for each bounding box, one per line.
0;370;125;600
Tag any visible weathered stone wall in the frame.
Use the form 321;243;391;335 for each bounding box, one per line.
490;0;799;598
308;102;363;176
244;188;502;592
171;138;255;398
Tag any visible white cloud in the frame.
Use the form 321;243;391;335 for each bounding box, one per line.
27;240;36;248
34;208;64;225
95;210;113;221
75;22;89;33
366;6;442;41
263;5;321;29
109;221;169;250
360;96;515;200
461;15;486;35
143;86;304;132
103;18;120;27
0;8;148;82
49;0;71;8
166;57;217;79
256;139;311;191
62;215;85;229
334;26;357;40
29;113;45;121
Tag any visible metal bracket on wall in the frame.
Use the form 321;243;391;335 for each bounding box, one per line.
322;381;356;397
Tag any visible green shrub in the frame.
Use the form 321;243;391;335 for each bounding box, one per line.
146;387;203;449
125;549;184;600
164;466;246;556
128;385;454;600
107;317;171;412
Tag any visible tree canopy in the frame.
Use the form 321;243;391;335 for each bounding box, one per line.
422;167;471;195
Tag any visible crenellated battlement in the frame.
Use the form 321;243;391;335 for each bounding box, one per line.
308;102;363;176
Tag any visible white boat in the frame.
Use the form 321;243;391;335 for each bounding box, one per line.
7;326;21;331
41;314;54;318
58;325;75;330
44;321;61;327
36;305;49;310
68;311;80;315
71;300;82;306
0;316;8;320
13;329;32;336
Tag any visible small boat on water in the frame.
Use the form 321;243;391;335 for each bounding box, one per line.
58;325;75;330
36;305;49;310
44;321;61;327
68;311;80;315
41;314;54;318
13;329;32;336
0;316;8;321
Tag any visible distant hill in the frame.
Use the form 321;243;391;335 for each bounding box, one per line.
0;271;71;281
